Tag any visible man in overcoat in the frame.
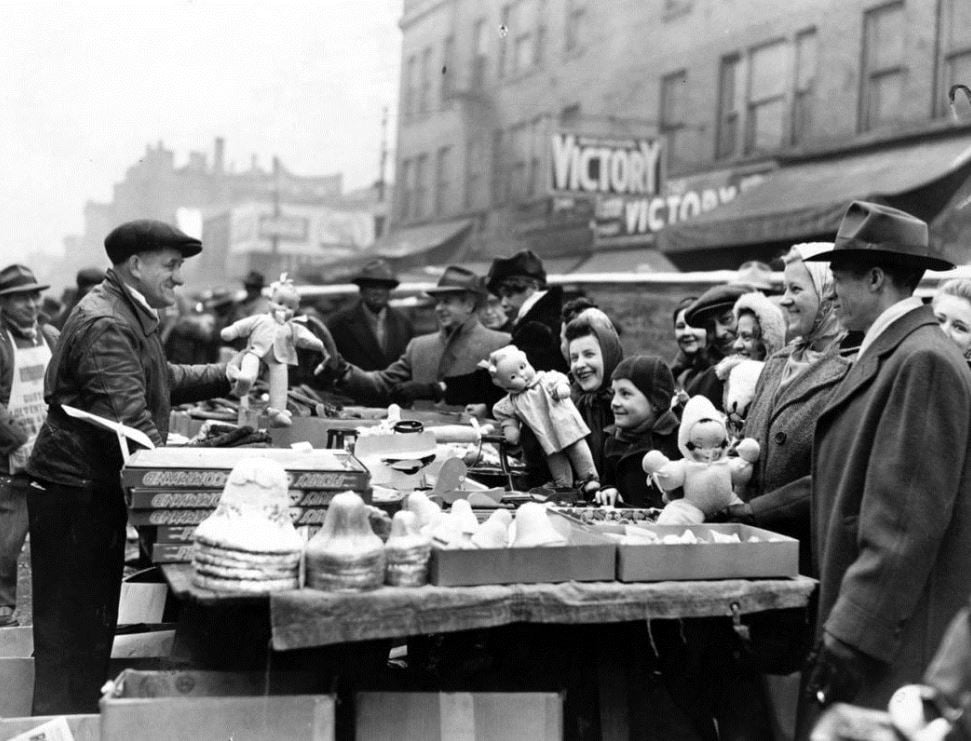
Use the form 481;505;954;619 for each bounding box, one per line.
26;220;232;714
326;259;414;371
797;201;971;733
336;266;509;409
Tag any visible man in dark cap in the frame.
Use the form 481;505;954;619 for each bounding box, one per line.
0;265;58;628
326;259;414;370
335;265;509;408
229;269;271;323
795;201;971;735
54;266;105;330
26;219;233;714
487;249;568;372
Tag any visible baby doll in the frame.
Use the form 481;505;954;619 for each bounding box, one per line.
482;345;599;495
642;394;759;525
220;273;328;427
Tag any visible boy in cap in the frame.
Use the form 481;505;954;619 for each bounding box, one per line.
26;219;234;714
797;201;971;733
595;355;680;508
0;265;58;627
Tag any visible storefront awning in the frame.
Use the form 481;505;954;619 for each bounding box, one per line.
372;218;473;265
572;248;677;274
658;132;971;255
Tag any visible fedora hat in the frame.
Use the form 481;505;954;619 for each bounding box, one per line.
805;200;954;271
104;220;202;264
0;265;50;296
424;266;484;297
486;249;547;294
352;259;399;288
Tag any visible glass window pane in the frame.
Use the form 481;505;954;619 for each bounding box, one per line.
795;31;817;91
749;99;786;152
750;41;788;98
943;0;971;51
946;52;971;91
867;4;904;70
869;72;903;128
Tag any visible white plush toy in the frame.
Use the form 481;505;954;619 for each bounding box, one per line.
642;395;760;525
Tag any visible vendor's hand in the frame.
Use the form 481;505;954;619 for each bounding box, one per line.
595;487;622;507
390;381;443;404
805;633;880;708
464;403;488;418
709;502;755;525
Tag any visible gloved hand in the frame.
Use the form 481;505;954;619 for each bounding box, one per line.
390;381;443;405
709;502;755;525
804;633;880;708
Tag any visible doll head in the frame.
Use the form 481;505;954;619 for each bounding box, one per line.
480;345;536;393
677;395;729;463
269;273;301;322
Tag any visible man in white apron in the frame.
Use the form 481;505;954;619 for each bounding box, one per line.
0;264;56;627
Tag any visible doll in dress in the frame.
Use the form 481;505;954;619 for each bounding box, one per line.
220;273;328;427
482;345;599;495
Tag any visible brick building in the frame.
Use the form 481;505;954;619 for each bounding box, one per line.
391;0;971;272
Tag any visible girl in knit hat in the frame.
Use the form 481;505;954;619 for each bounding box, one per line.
596;355;681;508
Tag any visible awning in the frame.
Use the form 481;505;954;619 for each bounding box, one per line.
573;248;677;274
658;132;971;256
371;218;473;267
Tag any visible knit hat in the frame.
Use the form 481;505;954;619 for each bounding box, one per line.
733;292;787;358
611;355;675;413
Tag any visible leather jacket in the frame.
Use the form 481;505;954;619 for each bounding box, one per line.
28;269;230;487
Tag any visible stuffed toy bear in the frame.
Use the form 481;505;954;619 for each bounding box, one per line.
642;394;759;524
482;345;599;495
220;273;328;427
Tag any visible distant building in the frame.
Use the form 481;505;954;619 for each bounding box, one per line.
392;0;971;272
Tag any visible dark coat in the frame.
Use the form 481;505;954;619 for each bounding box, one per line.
0;321;58;460
810;305;971;707
28;269;230;487
512;286;568;373
601;411;680;508
742;343;850;571
326;300;414;371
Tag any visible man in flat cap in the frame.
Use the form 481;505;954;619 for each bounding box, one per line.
26;219;234;714
487;249;568;373
796;202;971;735
326;259;414;371
335;265;509;408
0;265;58;629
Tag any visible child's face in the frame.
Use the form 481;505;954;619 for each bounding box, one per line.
610;378;655;430
569;335;605;392
732;313;766;360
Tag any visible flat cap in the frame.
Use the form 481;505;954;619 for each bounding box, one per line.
104;220;202;264
684;283;753;326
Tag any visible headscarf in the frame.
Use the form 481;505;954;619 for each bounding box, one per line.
780;242;843;386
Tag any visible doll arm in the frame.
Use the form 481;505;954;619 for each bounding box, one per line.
219;315;259;343
491;397;521;445
541;370;573;401
643;451;686;492
729;438;760;488
290;322;325;354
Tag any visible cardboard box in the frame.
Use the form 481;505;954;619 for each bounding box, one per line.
129;488;347;509
428;512;615;586
127;505;331;526
117;569;168;624
614;523;799;582
0;626;34;718
0;715;100;741
100;670;334;741
355;692;563;741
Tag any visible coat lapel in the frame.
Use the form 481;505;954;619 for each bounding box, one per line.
767;349;849;423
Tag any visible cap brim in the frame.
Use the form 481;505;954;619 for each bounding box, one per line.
354;278;399;288
805;247;955;271
0;283;50;296
179;243;203;259
424;287;476;297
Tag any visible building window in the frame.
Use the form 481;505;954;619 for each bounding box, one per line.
745;39;789;154
565;0;584;53
441;36;454;102
414;154;428;219
419;47;432;115
498;5;511;78
398;158;413;221
491;129;506;204
937;0;971;117
792;28;818;144
471;17;487;89
660;69;690;170
560;103;581;125
465;139;484;209
860;1;905;132
508;123;528;198
527;116;545;196
716;54;741;159
435;146;451;215
534;0;547;67
404;55;417;120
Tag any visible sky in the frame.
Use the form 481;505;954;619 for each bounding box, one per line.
0;0;401;266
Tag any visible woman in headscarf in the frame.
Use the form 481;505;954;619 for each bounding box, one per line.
563;309;624;479
932;278;971;368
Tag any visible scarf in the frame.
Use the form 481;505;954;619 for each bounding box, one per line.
614;409;679;445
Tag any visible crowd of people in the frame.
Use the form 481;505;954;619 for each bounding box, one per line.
1;199;971;739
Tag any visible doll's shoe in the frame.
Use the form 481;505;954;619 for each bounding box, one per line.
0;607;18;627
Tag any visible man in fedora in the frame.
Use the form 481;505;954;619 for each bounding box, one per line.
336;265;509;408
0;265;58;629
487;249;567;373
796;201;971;733
229;269;271;323
326;259;414;371
26;219;233;714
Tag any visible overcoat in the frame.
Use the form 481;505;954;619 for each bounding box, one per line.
512;286;568;373
742;344;850;570
600;410;681;508
342;315;509;408
810;305;971;707
326;300;414;371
